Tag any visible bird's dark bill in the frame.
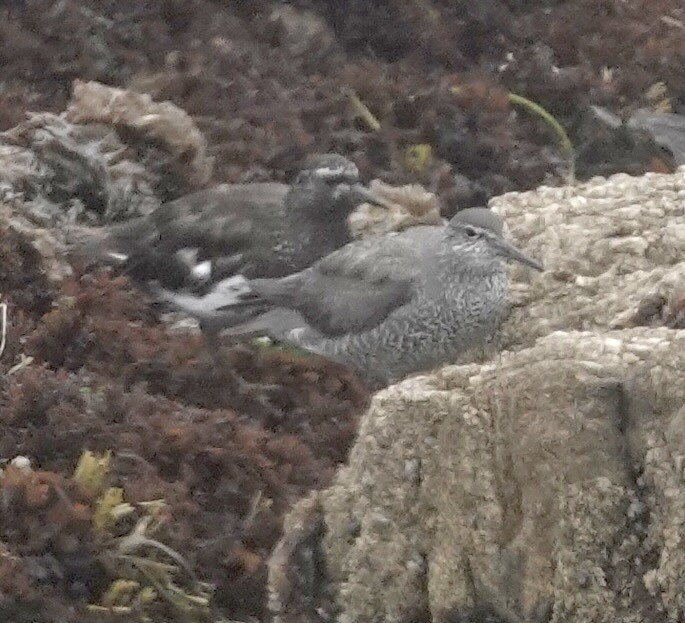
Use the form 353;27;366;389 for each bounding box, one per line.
493;238;544;271
349;183;393;208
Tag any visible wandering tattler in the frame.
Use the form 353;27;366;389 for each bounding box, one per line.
68;153;389;411
158;207;544;388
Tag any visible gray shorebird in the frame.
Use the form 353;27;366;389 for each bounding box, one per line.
67;153;388;292
157;208;544;389
68;153;388;412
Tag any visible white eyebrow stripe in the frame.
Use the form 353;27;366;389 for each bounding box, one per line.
314;164;359;178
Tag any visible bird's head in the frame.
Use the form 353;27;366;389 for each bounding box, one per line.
295;153;391;214
448;208;544;271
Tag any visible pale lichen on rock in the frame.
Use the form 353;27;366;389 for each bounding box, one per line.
348;180;444;239
66;80;214;189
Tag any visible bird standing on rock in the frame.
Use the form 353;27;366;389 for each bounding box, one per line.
67;153;389;413
158;208;544;389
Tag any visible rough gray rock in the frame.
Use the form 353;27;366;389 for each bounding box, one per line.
66;79;214;189
267;166;685;623
0;81;215;230
347;180;444;239
0;112;160;226
492;168;684;349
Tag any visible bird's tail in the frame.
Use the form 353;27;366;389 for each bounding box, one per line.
151;275;312;342
64;216;156;266
151;275;271;329
218;308;311;341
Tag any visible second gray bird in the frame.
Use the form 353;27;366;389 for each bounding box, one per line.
67;153;387;292
67;153;389;415
159;208;544;388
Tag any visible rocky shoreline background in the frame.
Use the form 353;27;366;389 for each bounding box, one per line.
0;2;683;621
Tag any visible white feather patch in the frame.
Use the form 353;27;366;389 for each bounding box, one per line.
107;252;129;263
315;163;358;180
156;274;253;317
191;260;212;281
289;327;307;340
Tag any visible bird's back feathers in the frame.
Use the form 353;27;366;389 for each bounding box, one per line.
246;228;436;336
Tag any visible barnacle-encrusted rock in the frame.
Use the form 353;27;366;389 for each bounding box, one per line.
268;167;685;623
66;80;213;189
348;179;444;238
0;81;214;231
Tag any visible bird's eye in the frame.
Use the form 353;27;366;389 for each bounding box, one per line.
464;226;478;238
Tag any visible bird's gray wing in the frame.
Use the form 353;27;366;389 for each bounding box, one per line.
245;230;429;336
